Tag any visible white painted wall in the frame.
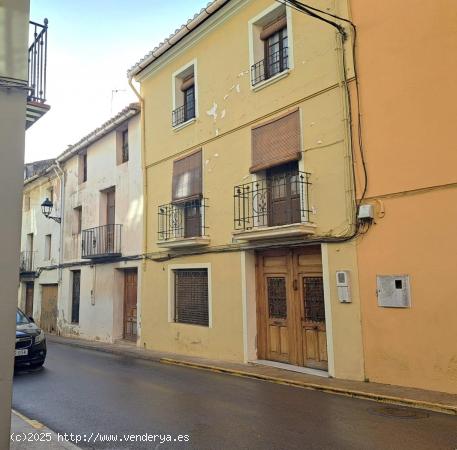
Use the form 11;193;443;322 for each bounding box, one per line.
58;113;143;342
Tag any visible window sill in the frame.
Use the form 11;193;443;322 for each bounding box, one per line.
172;117;196;132
251;69;290;92
232;222;315;242
157;236;210;249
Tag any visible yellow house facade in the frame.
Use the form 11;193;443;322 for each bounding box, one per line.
130;0;365;380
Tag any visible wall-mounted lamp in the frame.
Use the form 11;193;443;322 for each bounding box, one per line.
41;198;61;223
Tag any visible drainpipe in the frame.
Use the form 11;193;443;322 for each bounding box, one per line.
128;76;146;345
53;161;65;330
128;76;147;267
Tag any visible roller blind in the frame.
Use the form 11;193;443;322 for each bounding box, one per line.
260;16;287;41
180;76;195;92
172;149;202;203
250;109;301;173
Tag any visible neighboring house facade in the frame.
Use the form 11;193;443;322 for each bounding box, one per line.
0;0;50;442
129;0;365;380
19;160;60;334
351;0;457;394
19;104;143;344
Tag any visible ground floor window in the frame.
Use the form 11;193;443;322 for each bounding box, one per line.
174;269;209;326
71;270;81;324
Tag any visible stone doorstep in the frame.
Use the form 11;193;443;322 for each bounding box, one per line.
47;335;457;416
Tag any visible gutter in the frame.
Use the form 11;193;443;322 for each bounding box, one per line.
127;0;229;79
56;105;140;164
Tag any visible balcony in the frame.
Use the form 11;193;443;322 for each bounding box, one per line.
251;47;289;87
81;224;122;259
233;171;315;242
157;198;209;248
172;99;195;128
26;20;50;129
20;251;36;274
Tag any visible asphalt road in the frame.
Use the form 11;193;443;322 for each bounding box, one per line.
12;342;457;450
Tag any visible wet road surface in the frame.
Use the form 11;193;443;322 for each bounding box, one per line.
13;342;457;449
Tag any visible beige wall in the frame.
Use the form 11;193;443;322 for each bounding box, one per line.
351;0;457;392
0;0;30;443
139;0;364;376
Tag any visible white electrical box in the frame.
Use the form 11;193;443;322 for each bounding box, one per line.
336;270;351;303
376;275;411;308
358;204;374;221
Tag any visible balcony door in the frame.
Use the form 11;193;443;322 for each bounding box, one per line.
106;188;115;252
267;162;301;227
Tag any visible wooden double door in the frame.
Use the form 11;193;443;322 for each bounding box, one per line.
256;247;328;370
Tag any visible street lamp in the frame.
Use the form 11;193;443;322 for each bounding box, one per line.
40;197;61;223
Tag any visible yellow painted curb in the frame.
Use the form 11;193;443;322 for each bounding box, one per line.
159;358;457;416
12;409;44;430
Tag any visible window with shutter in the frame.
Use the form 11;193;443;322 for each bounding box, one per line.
174;269;209;326
251;109;301;173
172;150;202;203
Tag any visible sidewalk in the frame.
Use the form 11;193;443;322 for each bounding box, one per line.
11;410;80;450
48;334;457;416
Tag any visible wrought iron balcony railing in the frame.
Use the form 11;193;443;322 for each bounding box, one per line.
81;224;122;259
28;19;48;103
251;47;289;87
172;99;196;127
158;198;208;241
234;171;311;231
20;251;36;273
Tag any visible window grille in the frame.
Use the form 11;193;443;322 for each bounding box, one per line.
174;269;209;326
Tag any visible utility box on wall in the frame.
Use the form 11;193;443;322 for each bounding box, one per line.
376;275;411;308
336;271;351;303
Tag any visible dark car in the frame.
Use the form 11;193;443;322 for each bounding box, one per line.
15;308;47;368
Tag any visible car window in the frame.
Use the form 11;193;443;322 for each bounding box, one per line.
16;310;29;325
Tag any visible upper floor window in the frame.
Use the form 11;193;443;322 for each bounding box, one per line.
23;194;31;212
121;129;129;163
249;4;291;87
79;151;87;184
172;62;197;128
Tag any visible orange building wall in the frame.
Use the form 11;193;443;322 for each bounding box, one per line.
351;0;457;393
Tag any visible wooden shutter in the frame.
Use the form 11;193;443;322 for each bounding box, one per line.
174;269;209;326
172;150;202;203
250;109;301;173
260;16;287;41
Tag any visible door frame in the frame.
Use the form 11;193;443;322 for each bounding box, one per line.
255;246;332;372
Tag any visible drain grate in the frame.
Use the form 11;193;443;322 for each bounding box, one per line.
367;405;430;419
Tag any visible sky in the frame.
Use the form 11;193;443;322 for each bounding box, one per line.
26;0;210;163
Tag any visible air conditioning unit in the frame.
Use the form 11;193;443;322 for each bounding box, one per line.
336;270;351;303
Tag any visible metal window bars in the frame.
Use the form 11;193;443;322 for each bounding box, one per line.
251;46;289;86
19;251;36;273
81;224;122;258
233;171;311;231
172;96;196;127
28;19;48;102
158;198;208;241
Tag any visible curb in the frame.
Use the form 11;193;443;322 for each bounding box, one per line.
159;358;457;416
49;337;457;417
11;410;81;449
